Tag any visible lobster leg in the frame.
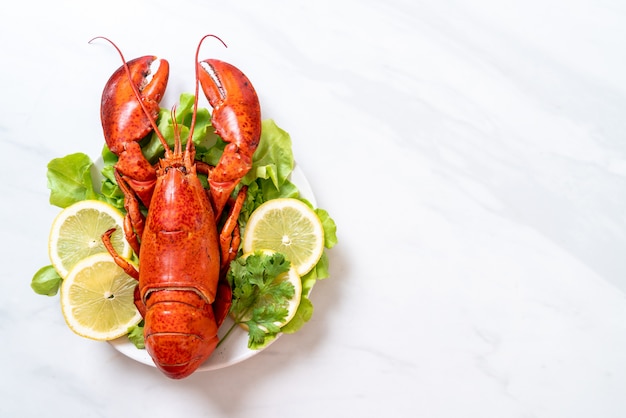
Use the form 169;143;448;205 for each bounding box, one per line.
114;170;145;256
219;186;247;270
102;229;139;280
102;228;145;317
212;277;232;328
210;187;247;328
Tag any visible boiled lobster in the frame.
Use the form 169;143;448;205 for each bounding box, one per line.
96;35;261;379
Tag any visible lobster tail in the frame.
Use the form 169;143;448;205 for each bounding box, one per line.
143;290;219;379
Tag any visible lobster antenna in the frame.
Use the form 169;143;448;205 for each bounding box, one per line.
89;36;172;158
188;34;228;155
170;105;182;155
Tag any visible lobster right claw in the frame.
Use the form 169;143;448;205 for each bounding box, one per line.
197;59;261;218
101;55;170;206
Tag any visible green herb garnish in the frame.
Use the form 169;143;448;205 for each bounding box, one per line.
222;251;295;349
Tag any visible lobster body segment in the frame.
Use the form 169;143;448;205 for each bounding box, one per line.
139;161;220;304
137;159;222;378
144;290;219;378
99;36;261;379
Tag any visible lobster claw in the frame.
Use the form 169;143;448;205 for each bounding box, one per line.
101;56;169;206
197;59;261;218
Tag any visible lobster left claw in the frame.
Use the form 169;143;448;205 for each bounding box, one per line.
101;55;170;207
197;59;261;218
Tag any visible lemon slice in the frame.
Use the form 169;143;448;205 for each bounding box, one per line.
238;250;302;329
279;266;302;327
48;200;131;278
60;252;141;341
242;198;324;276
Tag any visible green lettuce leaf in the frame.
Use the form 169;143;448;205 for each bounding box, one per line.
47;152;99;208
99;145;124;209
243;119;294;189
127;322;145;349
142;93;218;162
236;119;298;224
316;208;338;249
31;265;62;296
281;295;313;334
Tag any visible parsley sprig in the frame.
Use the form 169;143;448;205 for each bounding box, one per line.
221;251;296;349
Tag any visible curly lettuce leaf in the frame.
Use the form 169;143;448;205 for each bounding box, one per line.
281;295;313;335
47;152;99;208
127;322;145;349
238;179;299;226
242;119;294;189
235;119;299;224
99;145;124;210
316;208;338;249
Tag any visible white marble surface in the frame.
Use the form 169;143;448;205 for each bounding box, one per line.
1;0;625;416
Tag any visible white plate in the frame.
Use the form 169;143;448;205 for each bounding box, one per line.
105;161;316;371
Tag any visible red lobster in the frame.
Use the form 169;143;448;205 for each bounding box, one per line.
97;35;261;379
